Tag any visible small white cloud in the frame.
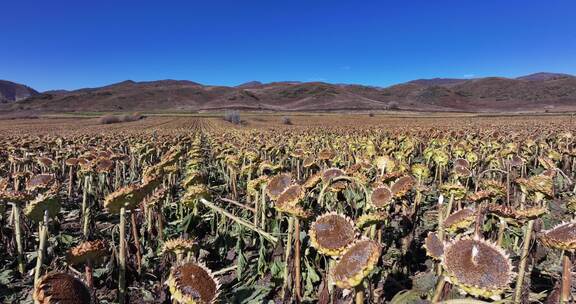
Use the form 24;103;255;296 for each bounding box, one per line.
340;66;352;71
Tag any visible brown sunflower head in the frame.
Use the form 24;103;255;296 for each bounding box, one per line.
370;186;392;209
67;240;108;265
321;168;345;183
333;239;382;289
266;173;293;200
166;262;220;304
391;176;415;198
274;184;309;218
34;272;92;304
26;174;56;191
104;185;146;214
441;237;513;299
309;212;357;256
95;158;114;173
302;173;322;190
443;208;476;233
539;221;576;251
423;232;444;260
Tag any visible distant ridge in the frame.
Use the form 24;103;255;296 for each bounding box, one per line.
0;80;39;103
516;72;574;81
408;78;469;86
2;72;576;113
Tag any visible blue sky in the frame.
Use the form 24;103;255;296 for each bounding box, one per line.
2;0;575;91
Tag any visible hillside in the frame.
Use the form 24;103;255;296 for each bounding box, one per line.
2;73;576;113
0;80;39;103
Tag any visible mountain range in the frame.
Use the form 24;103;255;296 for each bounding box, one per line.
1;72;576;113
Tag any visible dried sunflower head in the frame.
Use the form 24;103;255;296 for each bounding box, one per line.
302;155;317;169
181;185;211;208
166;262;220;304
309;212;357;256
539;221;576;251
356;211;388;229
26;174;56;191
302;173;322;190
333;239;382;289
67;240;108;265
391;176;415;198
370;186;392;210
0;190;35;204
162;238;197;256
34;272;92;304
266;173;292;200
411;163;430;180
274;184;309;218
441;236;513;300
451;165;472;178
104;185;146;214
439;182;467;200
567;196;576;213
516;174;554;201
247;176;269;196
321;168;346;183
25;192;61;222
95;158;114;173
423;232;444;260
443;208;476;233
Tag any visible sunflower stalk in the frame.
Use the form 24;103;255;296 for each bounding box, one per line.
34;209;49;287
354;284;365;304
513;219;534;303
12;204;25;274
130;211;142;274
119;207;127;304
560;253;572;303
294;217;302;301
281;216;294;300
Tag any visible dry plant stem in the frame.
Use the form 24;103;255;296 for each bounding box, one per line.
85;259;94;288
82;175;91;238
119;207;127;304
130;211;142;274
281;217;294;300
294;217;302;301
219;197;256;213
68;166;74;197
199;198;278;244
436;203;445;276
146;206;153;236
432;275;446;303
13;204;25;274
561;253;572;303
513;219;534;303
354;284;365;304
496;217;507;246
157;210;164;241
253;192;259;227
260;187;266;230
34;210;49;287
444;194;454;218
83;204;91;239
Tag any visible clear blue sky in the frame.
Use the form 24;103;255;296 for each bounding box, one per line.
2;0;575;91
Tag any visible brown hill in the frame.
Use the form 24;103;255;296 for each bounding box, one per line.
2;72;576;113
0;80;39;103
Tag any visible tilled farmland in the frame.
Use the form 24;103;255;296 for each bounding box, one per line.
0;114;575;303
